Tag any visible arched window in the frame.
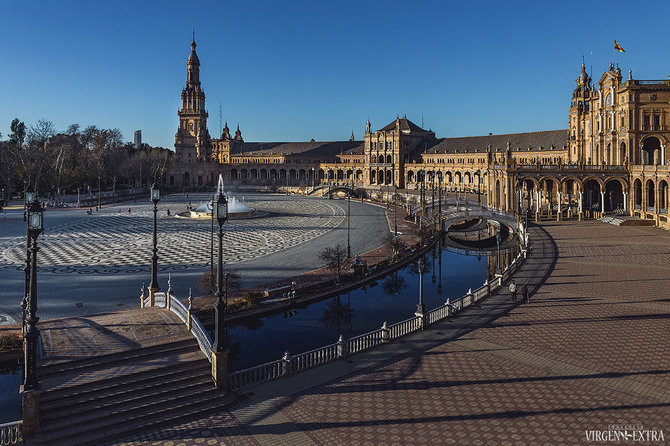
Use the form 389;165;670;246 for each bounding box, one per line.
605;93;611;106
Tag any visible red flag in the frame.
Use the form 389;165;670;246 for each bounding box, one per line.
614;40;625;53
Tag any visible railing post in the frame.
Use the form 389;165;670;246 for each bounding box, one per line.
467;288;473;305
187;288;193;331
337;335;346;358
283;350;293;377
486;280;491;297
381;322;389;343
166;273;172;311
446;298;452;317
140;282;147;308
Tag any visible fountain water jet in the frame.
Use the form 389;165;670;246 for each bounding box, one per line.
186;174;256;219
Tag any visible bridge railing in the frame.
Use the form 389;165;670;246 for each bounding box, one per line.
140;279;214;364
226;243;527;392
0;421;22;445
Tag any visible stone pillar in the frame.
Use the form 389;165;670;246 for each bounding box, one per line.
578;191;584;220
21;387;41;437
623;192;628;213
535;190;541;222
211;349;229;389
600;191;606;217
557;192;562;221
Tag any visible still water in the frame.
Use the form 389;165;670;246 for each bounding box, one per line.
227;243;494;371
0;362;22;423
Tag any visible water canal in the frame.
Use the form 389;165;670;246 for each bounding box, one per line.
227;238;517;372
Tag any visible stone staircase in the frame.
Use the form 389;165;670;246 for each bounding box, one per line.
28;338;231;446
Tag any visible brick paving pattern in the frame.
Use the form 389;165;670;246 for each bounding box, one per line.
111;220;670;444
0;194;344;275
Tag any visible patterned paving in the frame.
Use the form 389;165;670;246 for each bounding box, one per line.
116;220;670;445
0;195;344;275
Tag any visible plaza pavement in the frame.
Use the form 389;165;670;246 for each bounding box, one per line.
117;219;670;445
0;193;389;323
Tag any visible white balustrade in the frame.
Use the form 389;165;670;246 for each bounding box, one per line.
0;421;22;446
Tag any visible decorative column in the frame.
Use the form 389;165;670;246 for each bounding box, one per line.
557;191;562;221
600;191;606;217
578;191;583;220
623;191;628;213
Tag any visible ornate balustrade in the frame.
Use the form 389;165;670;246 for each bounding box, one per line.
0;421;22;445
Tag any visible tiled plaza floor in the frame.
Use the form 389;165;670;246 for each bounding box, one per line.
115;220;669;445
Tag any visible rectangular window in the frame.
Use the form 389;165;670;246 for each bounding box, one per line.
644;116;650;128
654;115;660;126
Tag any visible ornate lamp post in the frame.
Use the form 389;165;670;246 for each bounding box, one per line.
496;227;501;274
24;197;44;390
415;257;426;329
212;190;228;388
347;178;351;258
149;187;160;304
22;190;35;334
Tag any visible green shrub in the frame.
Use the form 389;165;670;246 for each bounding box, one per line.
241;292;263;309
0;333;22;353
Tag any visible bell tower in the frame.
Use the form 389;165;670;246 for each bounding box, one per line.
175;34;211;163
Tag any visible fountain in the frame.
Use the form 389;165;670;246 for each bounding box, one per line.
186;174;256;219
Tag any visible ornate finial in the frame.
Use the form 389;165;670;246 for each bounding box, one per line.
187;288;192;310
192;29;195;44
628;70;633;81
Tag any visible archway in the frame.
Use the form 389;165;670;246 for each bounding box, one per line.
583;179;601;214
378;155;384;163
604;180;623;213
495;180;501;209
407;171;414;183
370;170;376;184
646;179;655;211
659;180;668;212
620;142;627;164
386;170;392;185
634;179;642;210
642;137;661;165
386;154;392;164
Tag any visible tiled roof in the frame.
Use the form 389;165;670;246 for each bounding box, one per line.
379;117;427;133
232;141;362;158
424;130;568;154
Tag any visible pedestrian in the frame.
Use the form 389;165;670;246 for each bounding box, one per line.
509;280;517;301
522;284;529;303
128;208;131;214
167;208;170;216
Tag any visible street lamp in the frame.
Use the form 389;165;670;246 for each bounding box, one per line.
476;170;481;206
149;187;160;302
496;227;501;274
415;257;425;328
213;190;228;354
347;178;351;258
98;176;101;210
22;190;35;332
24;197;44;390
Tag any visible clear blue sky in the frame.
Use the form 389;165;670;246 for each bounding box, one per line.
3;1;670;149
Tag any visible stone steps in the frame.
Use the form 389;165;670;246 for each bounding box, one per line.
29;337;232;446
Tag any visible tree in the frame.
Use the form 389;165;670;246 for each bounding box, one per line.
385;233;406;257
198;266;241;296
319;244;348;283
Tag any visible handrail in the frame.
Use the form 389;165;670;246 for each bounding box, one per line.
141;287;213;363
0;421;22;445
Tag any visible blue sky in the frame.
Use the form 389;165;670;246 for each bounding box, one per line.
3;1;670;149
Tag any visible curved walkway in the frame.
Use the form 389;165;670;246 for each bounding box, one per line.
119;220;670;445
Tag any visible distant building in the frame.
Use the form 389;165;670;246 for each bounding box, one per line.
134;130;142;149
167;38;670;230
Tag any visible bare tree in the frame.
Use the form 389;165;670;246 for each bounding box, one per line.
319;244;348;283
385;233;406;256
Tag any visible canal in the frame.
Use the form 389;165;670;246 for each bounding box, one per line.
227;239;506;372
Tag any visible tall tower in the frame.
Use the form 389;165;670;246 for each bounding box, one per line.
175;35;211;163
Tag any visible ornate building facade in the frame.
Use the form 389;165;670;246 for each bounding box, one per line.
168;39;670;229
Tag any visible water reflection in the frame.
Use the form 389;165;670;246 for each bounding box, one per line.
227;236;519;371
